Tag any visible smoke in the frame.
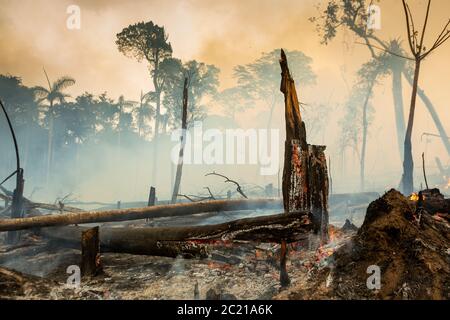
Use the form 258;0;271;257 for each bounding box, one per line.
1;0;450;202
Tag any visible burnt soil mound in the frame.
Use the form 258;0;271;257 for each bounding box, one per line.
278;189;450;299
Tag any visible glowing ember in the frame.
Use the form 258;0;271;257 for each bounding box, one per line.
410;193;419;201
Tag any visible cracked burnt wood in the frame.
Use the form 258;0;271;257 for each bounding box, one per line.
279;49;329;287
279;49;329;242
0;198;282;232
39;211;314;258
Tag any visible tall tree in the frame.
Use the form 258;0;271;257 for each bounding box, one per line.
115;95;136;160
0;75;40;171
338;55;389;191
215;86;253;121
116;21;172;139
356;56;389;190
33;71;75;185
400;0;450;194
312;0;450;158
171;78;188;204
233;49;316;129
134;90;155;138
163;59;219;129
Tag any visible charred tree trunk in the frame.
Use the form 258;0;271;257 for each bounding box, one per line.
147;186;156;206
279;49;329;286
171;78;188;204
0;198;282;232
81;226;102;277
279;49;329;241
40;211;314;258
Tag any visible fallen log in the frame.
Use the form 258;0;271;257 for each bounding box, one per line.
39;211;313;258
0;198;282;232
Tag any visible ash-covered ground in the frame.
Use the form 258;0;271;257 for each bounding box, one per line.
1;190;448;300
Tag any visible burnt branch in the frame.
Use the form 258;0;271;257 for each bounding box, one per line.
205;172;248;199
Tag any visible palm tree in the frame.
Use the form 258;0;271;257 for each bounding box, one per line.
134;90;155;138
33;69;75;185
115;95;136;158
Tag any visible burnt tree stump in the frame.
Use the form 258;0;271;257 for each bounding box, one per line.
148;186;156;206
279;49;329;286
81;226;102;277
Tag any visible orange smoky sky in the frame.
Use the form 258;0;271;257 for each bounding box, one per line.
1;0;450;187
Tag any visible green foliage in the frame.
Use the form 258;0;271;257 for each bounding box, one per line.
233;49;316;106
116;21;172;66
217;49;316;123
0;75;38;127
311;0;371;44
338;55;388;155
162;59;220;128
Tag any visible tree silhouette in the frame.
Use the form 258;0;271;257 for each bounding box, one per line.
134;90;155;138
33;70;75;185
312;0;450;159
233;49;316;129
400;0;450;194
116;21;172;139
163;59;219;129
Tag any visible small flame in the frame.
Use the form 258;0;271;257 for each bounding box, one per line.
446;177;450;189
410;193;419;201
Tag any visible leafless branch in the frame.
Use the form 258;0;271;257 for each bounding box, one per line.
418;0;432;53
205;171;248;199
355;42;414;60
204;187;216;200
402;0;417;55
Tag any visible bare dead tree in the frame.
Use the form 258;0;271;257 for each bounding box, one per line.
0;99;24;244
205;172;248;199
400;0;450;195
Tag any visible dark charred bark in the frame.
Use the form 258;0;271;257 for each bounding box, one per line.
81;227;102;277
147;186;156;206
40;211;314;258
279;49;329;287
279;49;329;240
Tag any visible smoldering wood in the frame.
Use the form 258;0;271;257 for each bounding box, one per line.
308;145;330;241
0;198;282;232
278;49;330;286
279;49;329;240
38;211;314;258
81;226;101;277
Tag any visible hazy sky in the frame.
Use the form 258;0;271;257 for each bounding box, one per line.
1;0;450;195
